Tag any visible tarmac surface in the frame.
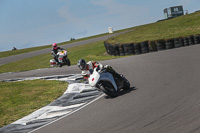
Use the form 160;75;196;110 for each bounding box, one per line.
1;39;200;133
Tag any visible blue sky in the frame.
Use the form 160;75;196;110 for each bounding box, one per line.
0;0;199;52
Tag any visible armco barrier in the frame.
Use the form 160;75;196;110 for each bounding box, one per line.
104;34;200;56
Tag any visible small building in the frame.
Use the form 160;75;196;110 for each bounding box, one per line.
164;5;184;19
108;27;113;34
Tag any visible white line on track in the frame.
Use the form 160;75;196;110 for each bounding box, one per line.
29;94;105;133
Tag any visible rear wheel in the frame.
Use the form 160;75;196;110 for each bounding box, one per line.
100;81;117;98
59;63;62;67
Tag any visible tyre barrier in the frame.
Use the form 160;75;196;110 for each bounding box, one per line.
141;41;149;54
104;34;200;56
156;39;166;51
174;37;184;48
113;44;120;56
165;38;174;49
188;35;195;45
119;44;125;56
123;43;135;55
104;42;112;55
148;40;157;52
194;35;200;44
183;37;189;46
134;43;142;55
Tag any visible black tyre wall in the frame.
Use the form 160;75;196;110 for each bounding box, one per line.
123;44;130;55
174;37;183;48
127;43;135;55
165;39;174;49
113;44;120;56
104;42;112;55
193;35;200;44
183;37;189;46
156;39;166;51
141;41;149;54
134;43;142;54
188;35;195;45
148;41;157;52
119;44;125;56
123;43;135;55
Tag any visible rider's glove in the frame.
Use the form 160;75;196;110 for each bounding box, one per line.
96;65;100;71
104;65;111;69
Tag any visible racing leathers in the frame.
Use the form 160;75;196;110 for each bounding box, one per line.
81;61;122;80
51;47;63;63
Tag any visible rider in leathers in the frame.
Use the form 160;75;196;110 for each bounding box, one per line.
51;43;63;64
77;59;123;80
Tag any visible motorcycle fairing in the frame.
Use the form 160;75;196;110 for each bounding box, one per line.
99;72;118;91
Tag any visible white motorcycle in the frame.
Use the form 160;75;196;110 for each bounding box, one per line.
50;50;71;67
88;67;130;97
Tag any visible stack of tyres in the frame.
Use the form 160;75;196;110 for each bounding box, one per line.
113;44;120;56
165;39;174;49
134;43;142;55
183;37;189;46
156;39;166;51
123;44;130;55
174;37;183;48
107;44;114;55
188;35;195;45
141;41;149;54
148;40;157;52
123;43;135;55
193;35;200;44
127;43;135;55
104;42;112;55
119;44;125;56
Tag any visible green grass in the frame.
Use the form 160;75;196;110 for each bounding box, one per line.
0;45;51;58
106;12;200;44
0;80;68;127
0;41;121;73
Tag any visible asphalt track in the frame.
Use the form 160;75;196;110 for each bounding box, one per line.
1;44;200;133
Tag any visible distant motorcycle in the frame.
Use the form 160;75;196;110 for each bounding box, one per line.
88;67;130;97
50;50;71;67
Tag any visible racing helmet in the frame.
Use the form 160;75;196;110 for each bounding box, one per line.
52;43;57;49
77;59;86;70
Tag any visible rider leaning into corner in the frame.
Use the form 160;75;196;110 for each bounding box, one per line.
51;43;64;64
77;59;123;80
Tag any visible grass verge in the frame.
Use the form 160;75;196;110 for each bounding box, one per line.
106;12;200;44
0;41;122;73
0;28;129;58
0;80;68;128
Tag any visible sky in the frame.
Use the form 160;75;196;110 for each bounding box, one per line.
0;0;199;52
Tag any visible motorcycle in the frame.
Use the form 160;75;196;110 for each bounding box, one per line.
88;67;130;97
50;50;71;67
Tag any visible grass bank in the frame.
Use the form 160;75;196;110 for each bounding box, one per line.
0;80;68;128
106;12;200;44
0;41;121;73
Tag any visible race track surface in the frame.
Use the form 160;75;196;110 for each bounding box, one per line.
1;44;200;133
32;45;200;133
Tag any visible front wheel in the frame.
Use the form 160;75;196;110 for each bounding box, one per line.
99;81;117;98
65;58;71;66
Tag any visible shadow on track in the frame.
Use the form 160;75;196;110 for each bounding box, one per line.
104;87;136;99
